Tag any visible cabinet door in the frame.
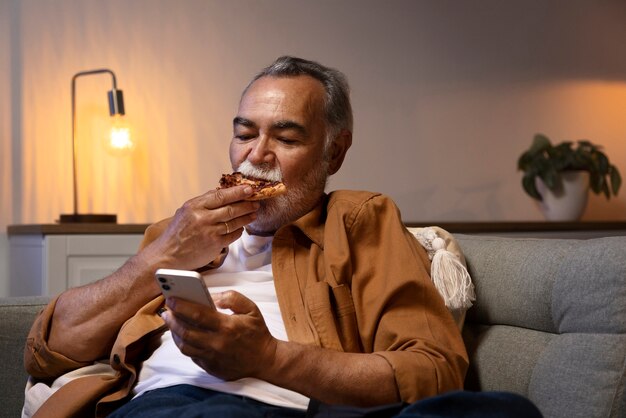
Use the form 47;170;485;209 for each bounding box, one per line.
67;255;136;288
45;234;144;295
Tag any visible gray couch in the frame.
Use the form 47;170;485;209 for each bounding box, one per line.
1;235;624;418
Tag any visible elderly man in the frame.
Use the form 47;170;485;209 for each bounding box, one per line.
24;57;540;418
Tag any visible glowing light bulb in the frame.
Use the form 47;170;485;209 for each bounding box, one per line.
110;126;132;149
106;115;134;155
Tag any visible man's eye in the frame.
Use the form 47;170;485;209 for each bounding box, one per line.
277;137;297;145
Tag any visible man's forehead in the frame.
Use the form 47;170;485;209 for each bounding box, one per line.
239;75;325;112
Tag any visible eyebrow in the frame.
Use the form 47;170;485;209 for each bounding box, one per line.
233;116;308;136
272;120;307;136
233;116;256;129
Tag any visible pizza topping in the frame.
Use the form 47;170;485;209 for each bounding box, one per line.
217;172;287;200
218;172;282;191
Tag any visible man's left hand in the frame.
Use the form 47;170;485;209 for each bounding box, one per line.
162;291;278;381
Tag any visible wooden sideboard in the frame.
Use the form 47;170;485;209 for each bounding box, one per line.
7;224;150;297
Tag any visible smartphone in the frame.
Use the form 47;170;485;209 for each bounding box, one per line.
155;268;216;309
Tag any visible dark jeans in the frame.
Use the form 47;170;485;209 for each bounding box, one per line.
108;384;543;418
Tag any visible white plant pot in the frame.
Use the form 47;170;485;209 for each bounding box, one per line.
535;171;590;221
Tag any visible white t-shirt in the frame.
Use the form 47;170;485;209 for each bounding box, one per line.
134;230;310;410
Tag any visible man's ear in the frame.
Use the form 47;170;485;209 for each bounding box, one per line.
327;129;352;176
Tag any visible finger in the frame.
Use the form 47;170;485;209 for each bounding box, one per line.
213;291;259;316
220;211;258;235
211;200;258;224
165;297;222;330
203;185;254;210
165;304;228;360
168;318;217;358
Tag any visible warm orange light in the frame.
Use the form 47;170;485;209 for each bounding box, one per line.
106;115;133;155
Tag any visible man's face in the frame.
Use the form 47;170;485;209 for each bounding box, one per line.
230;75;331;234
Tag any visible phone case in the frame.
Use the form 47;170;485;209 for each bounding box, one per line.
155;268;215;308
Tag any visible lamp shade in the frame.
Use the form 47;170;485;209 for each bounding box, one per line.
108;88;125;116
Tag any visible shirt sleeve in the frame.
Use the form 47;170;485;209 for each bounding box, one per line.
24;296;93;379
347;194;469;402
21;221;170;380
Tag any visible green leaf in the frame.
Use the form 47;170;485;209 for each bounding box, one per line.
522;174;542;200
589;172;602;194
542;166;560;190
602;181;610;199
529;134;552;155
610;166;622;196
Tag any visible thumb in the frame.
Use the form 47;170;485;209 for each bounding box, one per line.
214;290;258;315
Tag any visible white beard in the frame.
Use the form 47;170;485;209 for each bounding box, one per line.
237;159;330;235
237;160;283;182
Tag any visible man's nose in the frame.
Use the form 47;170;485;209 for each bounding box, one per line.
247;136;275;165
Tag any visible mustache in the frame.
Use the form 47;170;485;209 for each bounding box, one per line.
237;161;283;182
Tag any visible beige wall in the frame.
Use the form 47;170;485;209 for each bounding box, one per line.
2;0;626;295
1;0;15;297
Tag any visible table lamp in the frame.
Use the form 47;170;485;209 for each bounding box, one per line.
59;68;131;223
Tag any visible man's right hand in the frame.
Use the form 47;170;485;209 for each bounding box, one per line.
47;185;258;362
145;185;259;271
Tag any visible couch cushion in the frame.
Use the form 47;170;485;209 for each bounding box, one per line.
457;235;626;418
529;333;626;418
462;324;554;394
458;236;572;333
552;237;626;334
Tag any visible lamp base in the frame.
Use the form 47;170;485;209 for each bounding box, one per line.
59;213;117;223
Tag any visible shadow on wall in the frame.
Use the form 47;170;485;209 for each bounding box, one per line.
393;182;505;222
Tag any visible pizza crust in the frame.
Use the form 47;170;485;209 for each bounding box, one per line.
245;182;287;201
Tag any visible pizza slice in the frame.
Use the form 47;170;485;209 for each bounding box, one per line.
218;172;287;201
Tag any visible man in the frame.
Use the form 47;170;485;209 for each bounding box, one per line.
25;56;538;418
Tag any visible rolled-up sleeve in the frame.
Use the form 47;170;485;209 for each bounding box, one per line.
24;296;93;380
346;194;468;402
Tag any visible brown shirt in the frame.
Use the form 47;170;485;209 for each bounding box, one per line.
25;190;468;417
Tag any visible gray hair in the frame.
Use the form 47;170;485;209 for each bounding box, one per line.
244;56;353;145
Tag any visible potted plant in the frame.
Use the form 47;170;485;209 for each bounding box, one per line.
517;133;622;220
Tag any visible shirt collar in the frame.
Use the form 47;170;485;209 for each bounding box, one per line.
277;193;328;248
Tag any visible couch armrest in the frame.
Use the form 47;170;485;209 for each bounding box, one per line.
0;296;51;418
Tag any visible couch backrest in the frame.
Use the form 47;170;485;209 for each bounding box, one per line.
0;297;49;418
457;235;626;418
4;236;626;418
